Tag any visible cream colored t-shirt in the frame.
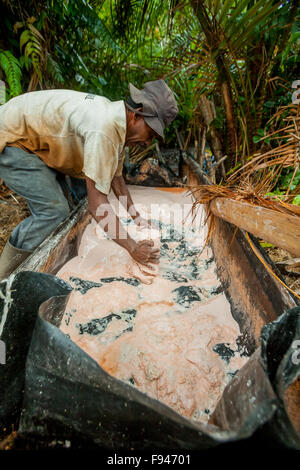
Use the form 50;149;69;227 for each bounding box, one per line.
0;89;126;194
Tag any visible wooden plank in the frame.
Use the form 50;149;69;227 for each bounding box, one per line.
17;199;90;275
210;197;300;257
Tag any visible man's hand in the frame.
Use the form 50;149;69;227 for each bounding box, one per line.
130;239;160;266
87;176;160;266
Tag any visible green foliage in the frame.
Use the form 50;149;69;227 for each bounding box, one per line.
293;194;300;205
265;168;300;205
0;0;124;96
0;49;22;98
253;129;265;144
0;0;299;189
19;23;44;81
259;241;274;248
46;54;64;84
280;168;300;193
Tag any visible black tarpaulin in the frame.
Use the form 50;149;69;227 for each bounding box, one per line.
0;272;71;430
0;271;294;449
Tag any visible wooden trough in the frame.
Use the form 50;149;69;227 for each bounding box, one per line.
0;158;299;450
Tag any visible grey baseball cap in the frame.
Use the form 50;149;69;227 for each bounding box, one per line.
129;79;178;141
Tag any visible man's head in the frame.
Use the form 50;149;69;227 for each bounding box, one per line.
125;79;178;148
125;99;158;148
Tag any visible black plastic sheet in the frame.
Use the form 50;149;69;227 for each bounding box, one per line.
0;271;71;430
260;307;300;448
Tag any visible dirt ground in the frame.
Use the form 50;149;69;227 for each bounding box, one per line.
264;246;300;294
0;181;30;254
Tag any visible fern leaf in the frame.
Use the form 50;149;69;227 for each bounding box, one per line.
20;26;44;84
0;50;22;97
20;30;31;51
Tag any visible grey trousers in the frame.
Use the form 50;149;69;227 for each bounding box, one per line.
0;146;86;251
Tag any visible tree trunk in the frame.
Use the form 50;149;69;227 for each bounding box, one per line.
198;95;226;178
218;61;238;161
191;0;238;164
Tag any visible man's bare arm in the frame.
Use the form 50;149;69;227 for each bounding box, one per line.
86;176;159;265
111;175;153;228
111;175;139;220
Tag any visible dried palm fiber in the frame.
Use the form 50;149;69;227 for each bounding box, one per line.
190;102;300;248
